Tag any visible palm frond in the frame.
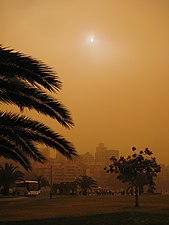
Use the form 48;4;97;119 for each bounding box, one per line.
0;47;61;92
0;78;74;128
0;46;77;170
0;137;31;171
0;128;46;163
0;111;77;160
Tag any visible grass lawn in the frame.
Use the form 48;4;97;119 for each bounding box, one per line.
0;194;169;225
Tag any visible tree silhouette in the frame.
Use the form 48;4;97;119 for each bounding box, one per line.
35;175;49;188
0;163;24;195
76;176;97;195
0;46;77;170
52;182;77;195
106;147;161;207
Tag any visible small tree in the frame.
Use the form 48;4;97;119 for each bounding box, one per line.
76;176;97;195
106;147;161;207
35;175;49;188
52;182;77;195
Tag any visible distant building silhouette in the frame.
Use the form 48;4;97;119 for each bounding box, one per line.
95;143;119;166
95;143;107;164
81;152;94;166
33;157;85;183
0;143;121;189
31;143;120;186
156;164;169;194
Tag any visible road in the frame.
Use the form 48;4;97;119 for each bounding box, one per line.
0;190;51;202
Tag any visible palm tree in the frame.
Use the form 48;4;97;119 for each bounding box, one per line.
76;176;97;195
0;46;77;170
35;175;49;188
0;163;24;195
56;182;77;195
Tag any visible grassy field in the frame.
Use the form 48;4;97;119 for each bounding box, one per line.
0;194;169;225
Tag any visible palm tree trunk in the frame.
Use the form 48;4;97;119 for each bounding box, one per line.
3;184;9;195
139;184;144;195
83;189;87;196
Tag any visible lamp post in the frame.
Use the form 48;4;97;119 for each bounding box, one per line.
50;165;53;199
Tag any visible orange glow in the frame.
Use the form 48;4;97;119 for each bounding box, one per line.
1;0;169;164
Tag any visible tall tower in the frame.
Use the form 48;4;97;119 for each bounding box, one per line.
95;143;107;164
95;143;119;165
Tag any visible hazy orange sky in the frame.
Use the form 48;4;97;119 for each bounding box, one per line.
1;0;169;164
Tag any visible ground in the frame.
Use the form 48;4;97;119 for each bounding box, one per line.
0;193;169;225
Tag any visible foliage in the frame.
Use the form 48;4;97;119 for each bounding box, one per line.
76;176;97;195
35;175;49;188
0;163;24;195
106;147;161;207
0;46;77;170
52;181;77;195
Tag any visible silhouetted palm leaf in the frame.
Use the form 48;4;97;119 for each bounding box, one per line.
0;111;76;159
0;46;77;170
0;136;31;170
0;75;73;128
0;47;61;92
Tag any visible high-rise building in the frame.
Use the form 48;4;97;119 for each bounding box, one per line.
33;157;86;183
81;152;94;166
95;143;119;166
95;143;107;163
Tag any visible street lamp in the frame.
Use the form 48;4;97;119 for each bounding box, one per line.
50;165;53;199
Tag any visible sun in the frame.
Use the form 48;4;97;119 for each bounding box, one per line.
90;37;94;43
88;35;95;44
